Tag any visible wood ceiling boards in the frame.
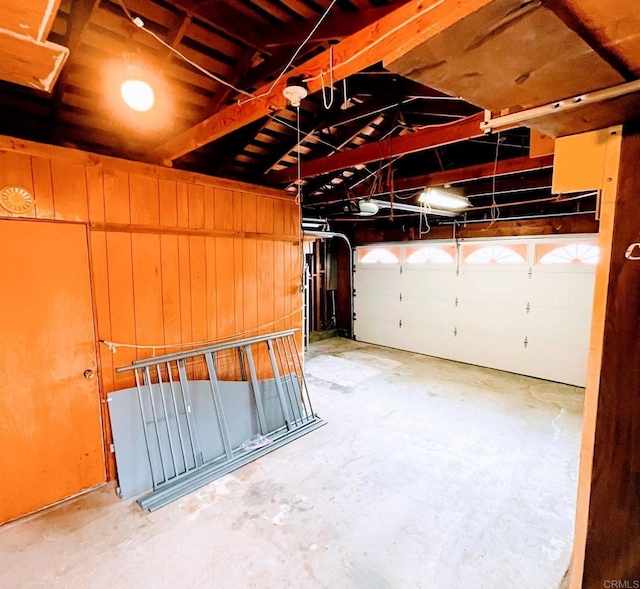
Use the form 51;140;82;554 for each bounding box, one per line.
384;0;640;137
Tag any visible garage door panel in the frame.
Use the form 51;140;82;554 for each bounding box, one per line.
355;267;400;296
354;294;400;321
401;298;456;329
520;340;589;387
354;240;596;387
355;318;403;349
400;323;458;360
525;307;592;345
529;272;596;310
458;270;530;303
401;270;458;298
454;331;528;375
456;302;526;338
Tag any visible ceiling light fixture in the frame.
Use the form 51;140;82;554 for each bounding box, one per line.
283;76;308;108
121;79;155;111
357;200;379;216
120;45;155;112
418;187;471;211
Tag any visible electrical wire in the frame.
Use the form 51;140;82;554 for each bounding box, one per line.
100;307;304;354
114;0;254;98
490;131;501;225
320;45;335;109
303;0;446;84
239;0;341;106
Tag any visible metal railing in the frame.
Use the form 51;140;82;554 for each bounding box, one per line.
114;329;324;510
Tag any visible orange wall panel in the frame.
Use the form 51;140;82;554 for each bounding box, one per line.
0;139;301;480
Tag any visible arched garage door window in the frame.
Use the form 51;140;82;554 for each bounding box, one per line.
465;245;526;265
406;247;454;265
538;243;599;265
359;248;399;264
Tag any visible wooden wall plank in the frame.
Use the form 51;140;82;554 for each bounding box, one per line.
88;230;116;478
103;168;130;225
242;239;258;334
257;196;274;235
274;240;286;332
233;237;244;338
177;182;189;228
129;174;160;226
215;237;235;339
233;191;243;233
50;159;88;221
86;166;105;224
257;240;274;376
30;156;54;219
273;199;285;236
105;232;137;390
0;151;36;219
203;186;215;230
215;188;234;232
188;184;205;230
205;236;217;341
131;233;164;362
159;234;181;355
159;179;177;228
177;235;193;346
242;192;257;233
189;236;208;345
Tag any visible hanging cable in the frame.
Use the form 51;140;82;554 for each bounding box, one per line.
320;45;335;109
100;308;304;354
296;106;306;293
114;0;254;98
239;0;341;105
303;0;446;85
490;131;502;225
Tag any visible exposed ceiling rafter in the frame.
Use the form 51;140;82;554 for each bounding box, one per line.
152;0;496;163
270;112;490;184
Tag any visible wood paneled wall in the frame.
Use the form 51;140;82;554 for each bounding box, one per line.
0;137;302;479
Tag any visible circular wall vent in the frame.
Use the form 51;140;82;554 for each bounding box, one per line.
0;186;35;215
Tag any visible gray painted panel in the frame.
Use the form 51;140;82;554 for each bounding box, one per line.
108;376;302;500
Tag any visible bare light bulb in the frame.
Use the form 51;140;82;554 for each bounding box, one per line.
120;79;155;112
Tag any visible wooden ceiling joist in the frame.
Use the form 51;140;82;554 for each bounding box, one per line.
393;154;554;192
258;5;400;48
153;0;495;163
306;157;554;205
269;112;487;184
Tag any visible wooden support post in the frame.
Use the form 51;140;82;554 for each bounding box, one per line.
570;125;640;587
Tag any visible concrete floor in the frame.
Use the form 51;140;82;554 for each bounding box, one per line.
1;338;583;589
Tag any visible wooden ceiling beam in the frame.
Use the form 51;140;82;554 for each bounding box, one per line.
542;0;636;81
270;112;488;184
305;164;553;206
258;5;399;48
176;0;269;53
51;0;101;138
153;0;495;163
392;154;555;192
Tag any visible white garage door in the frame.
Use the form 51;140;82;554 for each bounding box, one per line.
354;237;598;387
